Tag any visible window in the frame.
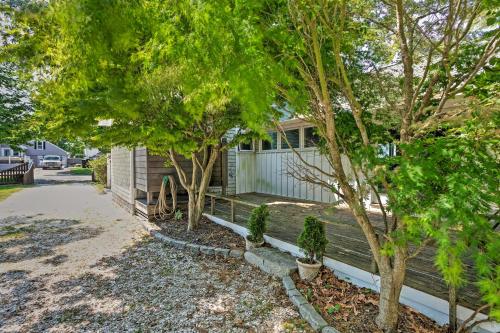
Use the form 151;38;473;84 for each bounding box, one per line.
262;131;278;150
35;141;45;150
239;141;253;151
2;149;11;157
304;127;320;147
379;143;397;157
281;129;300;149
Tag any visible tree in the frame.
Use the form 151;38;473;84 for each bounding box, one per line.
261;0;499;331
0;1;34;146
55;139;85;157
6;0;277;230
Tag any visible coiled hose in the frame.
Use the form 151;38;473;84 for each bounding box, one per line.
154;175;177;220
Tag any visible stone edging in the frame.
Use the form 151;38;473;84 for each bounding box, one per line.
282;275;341;333
139;218;244;258
140;217;337;332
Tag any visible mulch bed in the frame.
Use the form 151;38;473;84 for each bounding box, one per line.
292;267;448;333
155;213;245;250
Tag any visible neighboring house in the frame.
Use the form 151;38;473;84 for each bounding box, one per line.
0;144;25;158
23;141;69;167
0;141;69;167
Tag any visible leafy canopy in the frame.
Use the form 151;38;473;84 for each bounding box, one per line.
7;0;281;155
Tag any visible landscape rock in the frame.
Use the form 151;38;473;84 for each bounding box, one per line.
299;303;328;331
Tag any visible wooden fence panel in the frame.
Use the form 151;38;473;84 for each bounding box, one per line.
0;162;29;185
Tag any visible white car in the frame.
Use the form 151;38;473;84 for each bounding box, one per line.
41;155;64;170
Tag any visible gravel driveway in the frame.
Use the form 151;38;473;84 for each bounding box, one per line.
0;182;309;332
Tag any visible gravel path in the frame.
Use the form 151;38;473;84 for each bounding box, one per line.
0;181;310;332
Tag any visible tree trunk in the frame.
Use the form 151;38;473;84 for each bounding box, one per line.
175;147;219;231
187;188;197;231
376;260;406;333
449;284;458;332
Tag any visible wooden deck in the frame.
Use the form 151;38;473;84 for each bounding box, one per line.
205;192;481;310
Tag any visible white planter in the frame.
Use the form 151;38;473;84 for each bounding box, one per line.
245;236;264;251
297;258;321;281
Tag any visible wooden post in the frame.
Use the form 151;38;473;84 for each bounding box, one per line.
231;200;235;223
210;196;215;215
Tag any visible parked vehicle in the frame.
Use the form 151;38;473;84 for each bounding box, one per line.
41;155;63;170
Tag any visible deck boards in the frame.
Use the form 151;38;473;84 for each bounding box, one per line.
206;192;482;310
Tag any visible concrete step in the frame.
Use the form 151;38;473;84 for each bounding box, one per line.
244;247;297;278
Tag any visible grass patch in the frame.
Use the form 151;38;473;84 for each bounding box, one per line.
0;185;25;202
0;225;32;240
0;230;25;240
69;167;93;175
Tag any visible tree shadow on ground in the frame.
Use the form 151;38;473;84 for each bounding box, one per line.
0;217;103;263
1;239;307;333
35;178;91;185
0;270;46;328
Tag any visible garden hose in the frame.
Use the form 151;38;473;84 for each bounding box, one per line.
154;175;177;220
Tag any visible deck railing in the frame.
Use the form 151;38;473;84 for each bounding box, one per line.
206;192;259;223
0;162;31;185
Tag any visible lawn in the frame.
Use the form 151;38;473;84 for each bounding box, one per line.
0;185;24;202
69;167;93;175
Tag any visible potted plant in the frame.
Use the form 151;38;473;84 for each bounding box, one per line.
245;204;269;250
296;216;328;280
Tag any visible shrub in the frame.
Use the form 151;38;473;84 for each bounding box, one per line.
174;210;183;221
297;216;328;264
89;156;107;185
247;204;269;243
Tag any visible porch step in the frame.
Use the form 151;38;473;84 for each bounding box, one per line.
244;247;298;278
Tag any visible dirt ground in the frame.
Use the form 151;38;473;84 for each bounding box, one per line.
0;181;310;332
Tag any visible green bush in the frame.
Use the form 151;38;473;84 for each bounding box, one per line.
247;204;269;243
297;216;328;264
89;156;107;185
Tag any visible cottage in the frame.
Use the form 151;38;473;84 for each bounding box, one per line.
0;141;69;167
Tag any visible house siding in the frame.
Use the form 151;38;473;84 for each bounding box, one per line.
226;147;237;195
111;147;133;210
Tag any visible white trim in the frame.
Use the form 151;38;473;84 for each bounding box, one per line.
203;213;499;333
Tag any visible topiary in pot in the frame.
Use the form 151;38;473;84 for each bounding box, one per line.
245;204;269;250
296;216;328;280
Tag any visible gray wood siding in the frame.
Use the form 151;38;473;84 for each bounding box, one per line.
135;148;148;192
227;148;237;195
145;150;227;194
146;154;182;193
111;147;131;203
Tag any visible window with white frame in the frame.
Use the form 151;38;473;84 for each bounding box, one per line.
281;128;300;149
262;131;278;150
35;141;45;150
304;127;321;147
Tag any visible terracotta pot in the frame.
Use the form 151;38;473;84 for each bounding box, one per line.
296;258;321;281
245;236;264;251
